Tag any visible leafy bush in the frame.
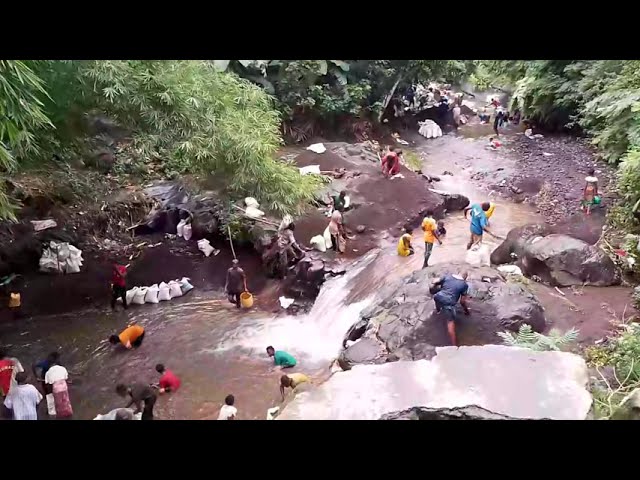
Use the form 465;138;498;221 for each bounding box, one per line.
0;60;55;219
498;324;579;351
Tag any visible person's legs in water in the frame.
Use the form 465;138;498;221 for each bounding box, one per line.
119;286;127;310
132;331;145;348
234;292;241;309
142;395;156;420
467;232;482;250
423;241;434;268
279;249;289;279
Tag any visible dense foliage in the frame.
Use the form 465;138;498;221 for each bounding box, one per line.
480;60;640;231
215;60;475;141
1;60;323;217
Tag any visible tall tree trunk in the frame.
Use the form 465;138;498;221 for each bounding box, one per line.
378;75;403;123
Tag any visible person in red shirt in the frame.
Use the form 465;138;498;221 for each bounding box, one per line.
110;263;128;310
0;349;16;398
382;148;402;178
155;364;181;394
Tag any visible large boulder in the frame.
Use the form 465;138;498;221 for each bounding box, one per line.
520;234;620;287
490;223;553;265
278;345;593;420
339;263;545;368
429;189;470;212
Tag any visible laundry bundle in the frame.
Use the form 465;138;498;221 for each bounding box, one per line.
119;277;194;306
39;241;84;274
418;120;443;139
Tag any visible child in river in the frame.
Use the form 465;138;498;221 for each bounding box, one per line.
436;220;447;239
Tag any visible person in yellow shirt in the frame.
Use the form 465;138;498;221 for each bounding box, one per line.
397;224;414;257
421;210;442;268
485;202;496;224
280;373;310;401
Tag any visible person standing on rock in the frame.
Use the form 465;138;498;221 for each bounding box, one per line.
582;168;599;215
276;223;305;279
397;224;415;257
329;190;348;214
110;263;128;310
225;259;248;309
464;202;499;249
328;209;345;253
431;271;470;346
421;210;442;268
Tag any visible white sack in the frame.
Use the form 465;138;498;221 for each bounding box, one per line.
179;277;194;294
158;282;171;301
299;165;321;176
310;235;327;252
132;287;148;305
145;284;160;304
176;219;187;238
306;143;326;154
168;281;183;299
182;223;193;241
197;239;215;257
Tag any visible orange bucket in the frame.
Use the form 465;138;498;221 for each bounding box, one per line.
240;292;253;309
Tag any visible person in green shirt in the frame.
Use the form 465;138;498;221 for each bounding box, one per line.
266;346;297;368
330;191;348;213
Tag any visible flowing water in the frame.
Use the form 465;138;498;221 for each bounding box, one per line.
2;122;620;420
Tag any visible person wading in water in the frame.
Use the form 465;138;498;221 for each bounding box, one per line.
225;259;248;308
464;202;499;250
110;263;128;310
421;210;442;268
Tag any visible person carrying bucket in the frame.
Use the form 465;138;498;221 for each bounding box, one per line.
225;259;248;309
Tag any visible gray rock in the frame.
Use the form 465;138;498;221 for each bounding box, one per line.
277;345;593;420
339;338;386;365
429;189;470;212
521;234;619;287
611;388;640;420
356;225;366;234
490;223;553;265
381;405;517;420
341;263;545;365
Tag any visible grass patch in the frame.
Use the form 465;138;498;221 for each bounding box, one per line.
402;150;423;171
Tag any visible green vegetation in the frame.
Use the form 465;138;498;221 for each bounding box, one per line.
214;60;476;141
402;150;422;171
498;324;579;351
585;324;640;419
478;60;640;233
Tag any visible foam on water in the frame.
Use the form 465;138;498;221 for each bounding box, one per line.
215;252;381;364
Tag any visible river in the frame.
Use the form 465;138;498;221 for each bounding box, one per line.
0;112;631;420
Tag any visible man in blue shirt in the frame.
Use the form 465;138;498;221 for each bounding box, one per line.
431;272;470;346
464;202;498;250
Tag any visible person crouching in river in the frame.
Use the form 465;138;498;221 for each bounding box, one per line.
328;209;346;253
266;346;296;369
116;383;157;420
397;224;414;257
110;263;128;310
431;271;470;346
225;259;247;309
109;324;145;350
280;373;310;401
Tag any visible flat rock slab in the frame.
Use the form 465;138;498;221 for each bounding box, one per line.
278;345;592;420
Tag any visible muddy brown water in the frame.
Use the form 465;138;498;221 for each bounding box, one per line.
0;121;633;420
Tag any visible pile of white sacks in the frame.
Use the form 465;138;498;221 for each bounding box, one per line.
118;277;194;306
39;241;84;274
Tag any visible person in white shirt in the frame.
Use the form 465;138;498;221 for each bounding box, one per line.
217;394;237;420
44;361;73;418
4;372;42;420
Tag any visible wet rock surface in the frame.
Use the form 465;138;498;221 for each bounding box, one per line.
380;405;517;420
492;225;620;287
278;345;593;420
339;262;545;367
521;234;620;287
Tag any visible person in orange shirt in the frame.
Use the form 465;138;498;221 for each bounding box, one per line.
109;325;145;349
421;209;442;269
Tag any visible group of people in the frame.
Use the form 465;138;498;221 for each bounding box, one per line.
395;199;500;347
